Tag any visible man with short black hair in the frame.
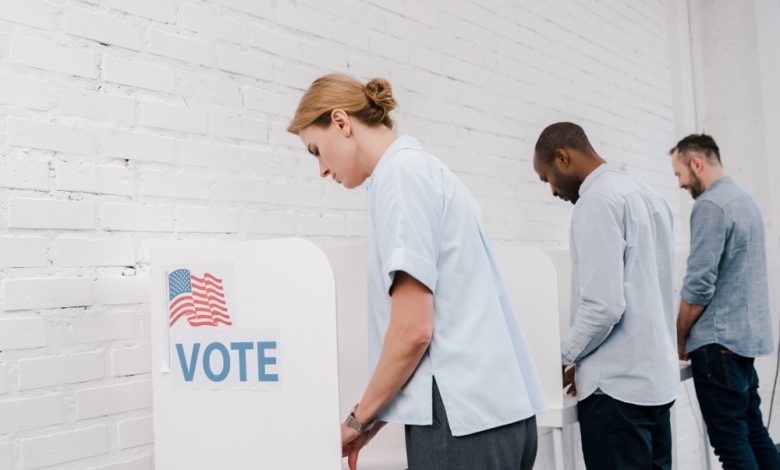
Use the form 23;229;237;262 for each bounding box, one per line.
671;133;780;470
534;122;678;469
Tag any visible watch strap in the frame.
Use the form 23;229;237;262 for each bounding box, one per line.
345;403;376;433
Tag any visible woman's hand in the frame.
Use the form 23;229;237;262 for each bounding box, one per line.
342;271;429;468
341;422;362;456
341;421;385;470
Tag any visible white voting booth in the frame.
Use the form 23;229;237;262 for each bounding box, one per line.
321;244;406;469
150;238;689;470
151;239;567;470
327;244;692;470
150;239;342;470
322;243;567;469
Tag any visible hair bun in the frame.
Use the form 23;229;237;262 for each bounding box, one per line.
365;78;397;113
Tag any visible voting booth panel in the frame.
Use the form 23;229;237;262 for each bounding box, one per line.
325;243;567;469
493;245;564;427
546;249;574;341
321;243;408;470
150;239;571;470
151;239;341;470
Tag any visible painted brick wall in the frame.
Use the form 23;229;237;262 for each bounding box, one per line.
0;0;712;468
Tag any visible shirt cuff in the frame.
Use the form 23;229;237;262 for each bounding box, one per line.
382;248;438;295
681;285;711;306
561;345;575;366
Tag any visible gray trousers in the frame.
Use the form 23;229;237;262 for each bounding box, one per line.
405;380;538;470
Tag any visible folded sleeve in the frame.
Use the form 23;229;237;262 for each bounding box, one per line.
372;157;441;295
681;200;728;306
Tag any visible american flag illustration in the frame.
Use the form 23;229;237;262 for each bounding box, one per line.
168;269;232;327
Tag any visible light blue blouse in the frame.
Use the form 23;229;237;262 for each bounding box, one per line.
365;135;546;436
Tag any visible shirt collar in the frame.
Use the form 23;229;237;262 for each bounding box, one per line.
366;135;422;190
704;175;731;194
578;163;615;196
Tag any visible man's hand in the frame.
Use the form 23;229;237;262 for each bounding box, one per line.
677;299;705;361
562;365;576;396
677;336;689;361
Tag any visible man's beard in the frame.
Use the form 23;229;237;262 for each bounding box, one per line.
551;167;583;204
688;168;705;199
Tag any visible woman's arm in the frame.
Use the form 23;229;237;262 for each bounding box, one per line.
353;270;434;424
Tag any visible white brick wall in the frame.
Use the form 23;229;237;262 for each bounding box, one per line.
88;456;154;470
52;238;136;267
98;203;174;232
0;0;60;30
110;345;151;377
0;159;50;191
18;352;104;390
8;198;95;230
102;56;178;93
0;444;12;470
63;7;144;51
3;277;93;310
57;89;136;125
0;363;8;395
21;425;109;469
8;118;100;156
0;317;47;350
117;415;154;449
0;0;741;468
9;33;98;78
148;29;213;66
103;131;178;164
0;75;57;110
0;237;49;267
77;381;152;420
0;394;65;433
106;0;176;24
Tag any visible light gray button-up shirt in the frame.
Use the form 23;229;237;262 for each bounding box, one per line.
563;164;679;406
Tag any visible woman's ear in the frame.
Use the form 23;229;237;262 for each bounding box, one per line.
330;109;351;137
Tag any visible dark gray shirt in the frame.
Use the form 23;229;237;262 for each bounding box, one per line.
682;176;773;357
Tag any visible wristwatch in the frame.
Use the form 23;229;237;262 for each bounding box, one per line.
345;403;376;433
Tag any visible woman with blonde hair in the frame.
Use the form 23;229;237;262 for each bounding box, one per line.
288;73;545;470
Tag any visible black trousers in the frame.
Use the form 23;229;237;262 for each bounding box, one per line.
405;379;537;470
578;393;674;470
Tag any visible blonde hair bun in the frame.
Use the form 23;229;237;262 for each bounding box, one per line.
287;73;397;134
365;78;397;114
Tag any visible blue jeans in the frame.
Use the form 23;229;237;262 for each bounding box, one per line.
578;393;673;470
690;343;780;470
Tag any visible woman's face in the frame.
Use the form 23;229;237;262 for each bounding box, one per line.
299;113;364;189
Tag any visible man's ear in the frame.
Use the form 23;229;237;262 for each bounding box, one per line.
554;148;570;169
689;155;705;174
330;109;351;137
